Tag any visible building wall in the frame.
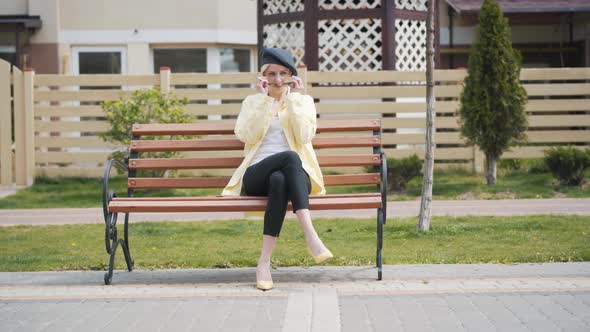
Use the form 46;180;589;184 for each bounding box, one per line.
58;0;256;44
0;0;28;15
17;0;257;74
28;0;60;73
59;0;218;30
7;0;589;72
29;0;59;44
59;0;255;31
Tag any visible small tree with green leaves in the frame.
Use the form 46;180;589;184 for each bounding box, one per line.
459;0;528;185
99;88;191;176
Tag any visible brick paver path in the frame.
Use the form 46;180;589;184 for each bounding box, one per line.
1;263;589;331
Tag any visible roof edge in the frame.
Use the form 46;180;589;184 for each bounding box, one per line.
446;0;590;14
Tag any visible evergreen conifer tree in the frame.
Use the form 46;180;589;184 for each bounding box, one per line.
459;0;528;185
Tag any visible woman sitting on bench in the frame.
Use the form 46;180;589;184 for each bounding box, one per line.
222;48;332;291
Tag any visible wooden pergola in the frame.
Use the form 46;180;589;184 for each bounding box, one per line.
257;0;440;71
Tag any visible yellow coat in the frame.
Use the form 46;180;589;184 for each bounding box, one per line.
221;92;326;196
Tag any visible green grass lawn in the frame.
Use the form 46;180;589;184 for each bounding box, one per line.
0;215;588;271
398;169;590;200
0;177;221;209
1;168;587;209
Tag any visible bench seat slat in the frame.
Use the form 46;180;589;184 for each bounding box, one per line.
112;192;381;201
109;196;382;213
129;155;382;170
127;173;381;189
131;119;381;136
129;136;381;152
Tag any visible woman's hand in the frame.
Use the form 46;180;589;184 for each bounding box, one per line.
256;77;269;95
290;76;304;93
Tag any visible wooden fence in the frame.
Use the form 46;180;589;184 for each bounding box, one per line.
0;58;589;186
0;61;35;186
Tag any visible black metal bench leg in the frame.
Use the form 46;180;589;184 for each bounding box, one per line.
123;213;134;272
376;208;384;281
104;212;134;285
104;238;119;285
104;241;134;285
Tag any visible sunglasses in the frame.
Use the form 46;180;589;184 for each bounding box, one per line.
259;77;293;86
264;71;292;82
268;81;293;86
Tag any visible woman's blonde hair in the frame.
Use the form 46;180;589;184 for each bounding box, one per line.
260;64;270;75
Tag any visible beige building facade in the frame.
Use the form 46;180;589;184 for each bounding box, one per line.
0;0;258;75
2;0;590;74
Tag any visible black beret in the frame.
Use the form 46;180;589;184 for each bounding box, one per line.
260;48;297;76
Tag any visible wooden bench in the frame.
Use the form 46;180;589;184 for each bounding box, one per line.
102;118;387;285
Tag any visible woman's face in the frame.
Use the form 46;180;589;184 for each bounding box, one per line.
263;64;292;92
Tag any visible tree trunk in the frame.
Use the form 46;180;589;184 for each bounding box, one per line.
417;0;436;232
485;154;497;185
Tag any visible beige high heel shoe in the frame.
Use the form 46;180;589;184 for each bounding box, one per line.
256;267;273;291
308;247;334;264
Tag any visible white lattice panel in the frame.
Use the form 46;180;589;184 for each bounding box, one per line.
263;0;304;15
319;0;381;10
318;19;382;72
395;0;428;11
263;22;306;67
395;19;427;72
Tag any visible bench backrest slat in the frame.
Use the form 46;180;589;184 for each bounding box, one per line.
126;118;383;191
129;154;382;170
130;136;381;152
128;173;380;189
131;119;381;136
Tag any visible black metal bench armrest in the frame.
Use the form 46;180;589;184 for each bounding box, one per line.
102;159;128;223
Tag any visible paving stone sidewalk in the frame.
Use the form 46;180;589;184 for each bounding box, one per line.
1;198;589;226
1;263;589;331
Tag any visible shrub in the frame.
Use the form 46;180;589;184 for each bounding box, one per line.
386;155;423;192
544;147;590;186
498;159;522;171
498;159;550;174
526;159;549;174
99;88;191;176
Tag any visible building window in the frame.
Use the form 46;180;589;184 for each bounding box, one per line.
151;47;253;117
153;48;207;73
71;47;127;123
72;46;127;74
220;48;251;72
0;47;16;66
79;52;121;74
220;48;253;107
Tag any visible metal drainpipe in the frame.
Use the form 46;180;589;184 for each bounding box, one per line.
448;6;454;69
15;30;22;69
569;13;574;45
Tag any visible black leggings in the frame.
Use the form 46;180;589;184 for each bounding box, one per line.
243;151;311;237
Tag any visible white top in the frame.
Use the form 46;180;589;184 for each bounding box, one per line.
250;117;290;165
